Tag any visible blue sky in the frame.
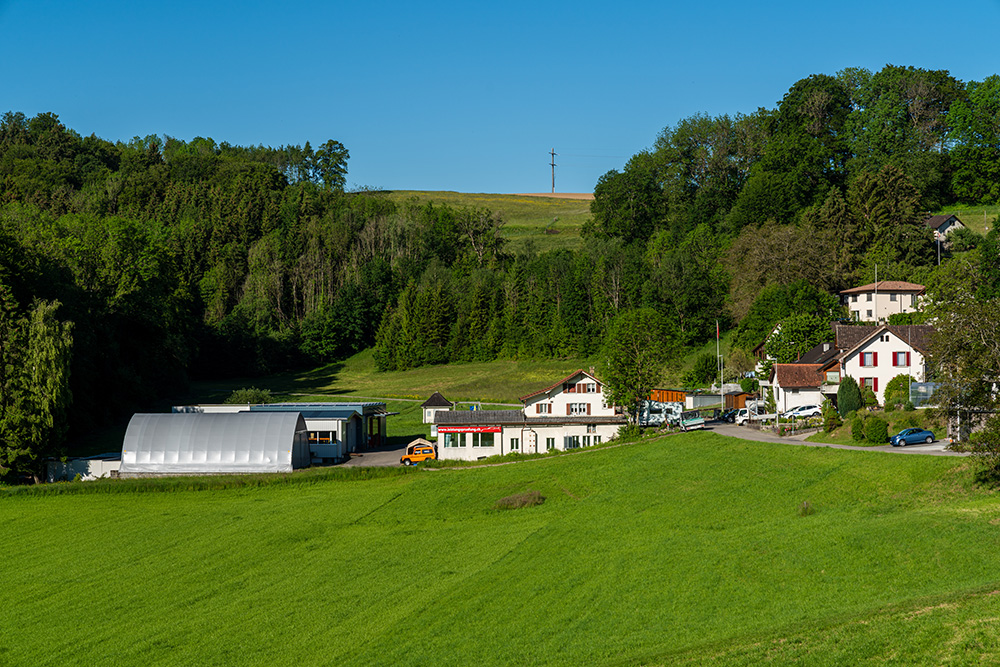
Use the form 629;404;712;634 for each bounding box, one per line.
2;0;1000;193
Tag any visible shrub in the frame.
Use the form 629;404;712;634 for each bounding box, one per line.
224;387;274;404
862;386;878;410
739;378;760;394
838;376;863;416
864;417;889;444
851;416;866;441
493;490;545;510
821;399;841;432
903;401;915;412
884;374;915;410
798;501;815;517
949;226;984;252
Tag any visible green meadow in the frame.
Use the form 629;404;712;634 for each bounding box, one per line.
383;190;593;253
6;432;1000;665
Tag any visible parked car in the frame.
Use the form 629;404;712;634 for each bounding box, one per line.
890;428;935;447
680;410;705;431
401;443;437;465
781;405;822;420
719;409;737;423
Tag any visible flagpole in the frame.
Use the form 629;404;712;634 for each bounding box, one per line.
717;320;722;417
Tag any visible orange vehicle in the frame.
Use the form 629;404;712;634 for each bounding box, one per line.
400;443;437;466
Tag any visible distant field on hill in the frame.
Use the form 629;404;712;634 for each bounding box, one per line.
383;190;593;253
7;433;1000;665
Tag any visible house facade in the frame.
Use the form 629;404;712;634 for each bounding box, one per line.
815;324;932;405
924;214;965;241
840;281;924;323
421;391;454;424
434;370;624;461
770;364;825;414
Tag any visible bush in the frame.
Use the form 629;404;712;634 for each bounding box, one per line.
739;378;760;394
798;500;815;517
903;401;915;412
864;417;889;443
682;353;718;387
493;490;545;510
851;416;866;441
224;387;274;404
862;386;878;410
838;377;863;416
884;374;915;410
821;399;841;432
949;226;984;252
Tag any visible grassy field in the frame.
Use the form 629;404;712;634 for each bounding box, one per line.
7;432;1000;665
935;205;998;234
383;190;593;253
805;408;945;447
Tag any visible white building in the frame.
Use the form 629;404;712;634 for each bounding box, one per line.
840;281;924;323
434;370;624;461
820;324;933;405
770;364;825;414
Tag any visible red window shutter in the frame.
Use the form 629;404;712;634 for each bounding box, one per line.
874;377;879;393
906;352;911;366
566;404;571;416
597;384;602;393
587;403;591;415
536;403;541;414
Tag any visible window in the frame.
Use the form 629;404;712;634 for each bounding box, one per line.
443;433;465;448
536;402;551;414
583;435;591;447
861;377;878;392
469;432;495;447
585;382;596;393
893;351;911;366
569;403;588;415
308;431;336;445
890;293;897;301
586;424;596;434
851;295;858;303
882;334;889;342
866;309;873;318
545;437;555;451
566;435;580;449
510;438;519;450
866;293;873;301
861;352;877;367
594;435;602;445
826;371;840;383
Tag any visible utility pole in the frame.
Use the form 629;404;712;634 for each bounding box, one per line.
550;148;557;194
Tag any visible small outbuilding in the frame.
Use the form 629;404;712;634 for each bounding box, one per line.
421;392;454;424
119;412;310;476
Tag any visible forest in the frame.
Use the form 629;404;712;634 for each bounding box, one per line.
1;63;998;478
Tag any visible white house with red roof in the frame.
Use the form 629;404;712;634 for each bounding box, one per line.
822;324;932;404
433;369;624;461
840;281;924;323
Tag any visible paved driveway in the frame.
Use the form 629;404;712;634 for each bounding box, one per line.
710;422;964;457
341;441;408;467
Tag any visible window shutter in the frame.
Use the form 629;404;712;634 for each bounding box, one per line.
566;404;571;416
587;403;591;415
906;352;911;366
536;403;541;414
874;378;879;393
597;383;602;393
873;352;878;367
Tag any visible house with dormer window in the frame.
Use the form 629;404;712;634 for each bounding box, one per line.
433;369;624;461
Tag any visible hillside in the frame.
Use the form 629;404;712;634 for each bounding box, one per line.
5;433;1000;665
382;190;593;253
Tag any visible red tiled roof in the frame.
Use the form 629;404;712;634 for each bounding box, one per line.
772;363;823;389
840;281;925;295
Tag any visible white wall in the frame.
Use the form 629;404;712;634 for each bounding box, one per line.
522;373;614;418
844;291;920;322
436;423;619;461
841;330;925;404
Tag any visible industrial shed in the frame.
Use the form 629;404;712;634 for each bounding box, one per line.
119;412;310;476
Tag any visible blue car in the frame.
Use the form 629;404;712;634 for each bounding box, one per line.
890;428;935;447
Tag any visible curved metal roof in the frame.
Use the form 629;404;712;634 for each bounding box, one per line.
120;412;309;474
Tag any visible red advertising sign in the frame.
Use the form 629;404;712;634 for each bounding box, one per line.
436;425;503;433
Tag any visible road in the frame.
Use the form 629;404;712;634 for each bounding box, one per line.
709;422;964;457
